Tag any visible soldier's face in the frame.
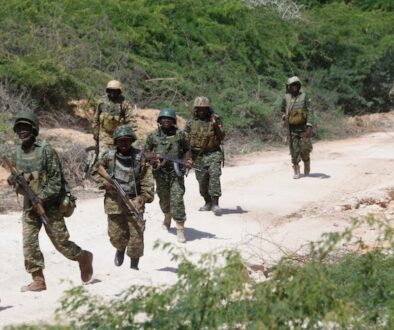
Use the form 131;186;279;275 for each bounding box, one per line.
115;137;133;155
159;117;175;129
106;89;121;99
15;123;35;144
289;83;300;94
195;107;210;119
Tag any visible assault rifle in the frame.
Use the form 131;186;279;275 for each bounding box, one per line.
97;165;145;227
144;151;202;176
2;156;51;228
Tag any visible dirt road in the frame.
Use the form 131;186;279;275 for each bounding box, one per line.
1;130;394;328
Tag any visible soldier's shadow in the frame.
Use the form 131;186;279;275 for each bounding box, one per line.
169;227;217;242
157;266;178;273
220;206;248;215
304;173;330;179
0;305;13;312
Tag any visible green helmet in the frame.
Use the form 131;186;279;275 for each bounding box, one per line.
113;125;137;141
157;108;177;124
13;111;39;135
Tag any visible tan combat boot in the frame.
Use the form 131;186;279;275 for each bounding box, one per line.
77;250;93;283
292;165;300;179
21;269;46;292
304;160;310;175
162;213;172;231
176;222;186;243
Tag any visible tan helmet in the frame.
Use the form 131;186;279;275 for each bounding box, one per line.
193;96;211;108
286;76;302;86
106;80;122;92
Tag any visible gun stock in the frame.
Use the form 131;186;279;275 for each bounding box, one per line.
2;156;51;227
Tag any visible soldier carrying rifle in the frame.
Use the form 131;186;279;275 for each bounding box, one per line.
144;108;192;243
95;125;154;270
4;112;93;292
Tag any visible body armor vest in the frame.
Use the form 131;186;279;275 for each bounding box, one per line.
285;93;307;126
189;119;221;152
107;149;142;196
15;141;48;195
153;129;183;158
98;99;126;135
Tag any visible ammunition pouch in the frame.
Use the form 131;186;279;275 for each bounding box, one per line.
288;109;307;126
59;189;77;218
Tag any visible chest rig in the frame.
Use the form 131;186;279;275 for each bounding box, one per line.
98;99;126;135
107;149;142;196
189;119;221;152
14;141;47;195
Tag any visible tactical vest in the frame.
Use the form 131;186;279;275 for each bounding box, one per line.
152;129;184;158
107;149;142;196
14;141;48;195
98;100;126;135
285;93;308;126
189;119;221;152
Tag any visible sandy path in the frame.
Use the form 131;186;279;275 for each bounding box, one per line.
1;131;394;327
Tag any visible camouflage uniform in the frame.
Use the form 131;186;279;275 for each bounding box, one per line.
145;128;190;223
11;140;83;274
96;148;154;259
281;77;314;169
92;92;137;155
184;97;225;212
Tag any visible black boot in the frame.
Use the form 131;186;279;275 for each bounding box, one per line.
199;197;212;211
114;249;125;267
211;197;222;216
130;257;140;270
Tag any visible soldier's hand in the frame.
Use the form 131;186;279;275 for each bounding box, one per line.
149;158;161;169
104;181;116;192
185;159;193;169
7;174;16;186
133;196;145;210
304;126;313;139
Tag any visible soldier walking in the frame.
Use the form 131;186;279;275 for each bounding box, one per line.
185;97;225;216
92;80;138;156
281;76;314;179
145;108;192;243
6;112;93;292
95;125;154;270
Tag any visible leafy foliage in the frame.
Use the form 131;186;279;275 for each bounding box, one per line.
0;0;392;138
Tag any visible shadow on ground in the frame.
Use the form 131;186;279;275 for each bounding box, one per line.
169;227;217;241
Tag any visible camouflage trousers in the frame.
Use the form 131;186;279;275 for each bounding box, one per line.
107;214;145;258
22;207;82;274
193;149;223;199
154;170;186;222
289;131;313;165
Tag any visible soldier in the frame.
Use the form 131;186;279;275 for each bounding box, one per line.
92;80;138;156
184;97;225;216
281;76;314;179
145;108;192;243
6;112;93;292
95;125;154;270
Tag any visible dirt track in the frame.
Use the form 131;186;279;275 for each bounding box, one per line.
1;127;394;327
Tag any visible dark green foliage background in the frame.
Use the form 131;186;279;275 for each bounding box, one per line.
0;0;392;134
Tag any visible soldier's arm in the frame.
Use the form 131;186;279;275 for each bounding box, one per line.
144;133;154;152
139;159;154;204
123;103;138;133
92;151;110;189
183;120;192;135
212;114;225;141
305;94;314;127
37;145;63;201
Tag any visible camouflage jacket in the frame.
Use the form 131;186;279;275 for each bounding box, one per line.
145;127;190;171
92;95;138;141
96;148;154;214
11;139;64;209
